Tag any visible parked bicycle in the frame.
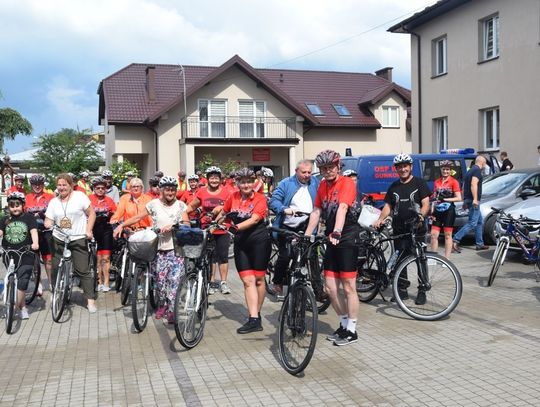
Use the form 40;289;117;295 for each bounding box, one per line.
1;246;35;334
488;207;540;287
356;214;463;321
269;226;327;375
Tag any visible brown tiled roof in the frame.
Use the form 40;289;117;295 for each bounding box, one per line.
98;55;411;128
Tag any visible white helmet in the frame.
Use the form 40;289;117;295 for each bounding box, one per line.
102;170;113;177
205;166;222;176
393;153;413;165
187;174;199;181
342;169;357;177
158;176;178;188
261;167;274;178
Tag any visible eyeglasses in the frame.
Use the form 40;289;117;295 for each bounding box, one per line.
131;185;142;189
8;202;22;208
94;186;106;190
319;166;337;173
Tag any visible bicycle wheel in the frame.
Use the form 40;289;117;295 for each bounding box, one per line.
120;258;133;306
5;275;16;334
265;241;279;294
174;272;207;349
357;247;385;303
25;254;41;305
278;283;318;375
376;229;394;261
148;272;159;310
488;239;509;287
89;249;98;293
112;250;124;292
392;253;462;321
132;264;149;332
308;255;330;313
51;262;70;322
227;237;234;259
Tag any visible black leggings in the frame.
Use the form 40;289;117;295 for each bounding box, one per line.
212;233;230;264
234;236;271;274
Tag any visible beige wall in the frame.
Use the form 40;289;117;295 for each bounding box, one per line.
410;0;540;168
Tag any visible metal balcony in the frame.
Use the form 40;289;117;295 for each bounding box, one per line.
181;116;297;139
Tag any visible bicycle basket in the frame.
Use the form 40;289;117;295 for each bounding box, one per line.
358;205;381;228
128;229;158;263
173;227;207;259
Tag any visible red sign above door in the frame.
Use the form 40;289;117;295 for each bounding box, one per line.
252;148;271;162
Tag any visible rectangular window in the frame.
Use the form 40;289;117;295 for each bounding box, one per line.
434;117;448;151
482;107;500;150
306;103;324;116
332;104;351;116
482;15;499;60
432;36;447;76
239;100;265;138
198;100;226;137
382;106;399;127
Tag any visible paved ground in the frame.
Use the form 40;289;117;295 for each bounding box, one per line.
1;241;540;406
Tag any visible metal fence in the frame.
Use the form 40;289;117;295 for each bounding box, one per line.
181;116;297;139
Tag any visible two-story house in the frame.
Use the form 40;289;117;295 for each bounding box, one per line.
98;55;412;180
389;0;540;167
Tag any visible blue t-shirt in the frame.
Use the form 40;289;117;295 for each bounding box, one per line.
463;165;483;201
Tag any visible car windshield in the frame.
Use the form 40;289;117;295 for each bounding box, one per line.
483;172;529;195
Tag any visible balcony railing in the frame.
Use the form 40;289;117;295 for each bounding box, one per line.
181;116;297;139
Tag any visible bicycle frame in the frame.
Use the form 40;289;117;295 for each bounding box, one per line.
504;222;540;262
2;247;36;303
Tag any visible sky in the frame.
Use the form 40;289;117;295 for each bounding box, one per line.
0;0;436;154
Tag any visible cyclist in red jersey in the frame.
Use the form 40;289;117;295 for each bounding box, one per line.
146;176;161;200
89;177;117;291
222;171;239;196
179;175;201;225
7;174;26;195
25;174;54;291
430;160;462;258
182;167;232;294
219;167;271;334
196;170;208;187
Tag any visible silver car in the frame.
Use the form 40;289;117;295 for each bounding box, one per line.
454;168;540;244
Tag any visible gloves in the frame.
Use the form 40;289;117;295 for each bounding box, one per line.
329;231;342;240
229;224;239;235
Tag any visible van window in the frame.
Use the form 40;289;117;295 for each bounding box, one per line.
421;160;464;183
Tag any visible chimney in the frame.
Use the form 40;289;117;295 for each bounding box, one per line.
146;66;156;102
375;67;393;82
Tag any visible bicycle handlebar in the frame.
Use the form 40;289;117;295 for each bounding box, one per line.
268;226;327;243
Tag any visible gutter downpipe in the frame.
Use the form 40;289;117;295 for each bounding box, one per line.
143;119;159;171
403;24;422;153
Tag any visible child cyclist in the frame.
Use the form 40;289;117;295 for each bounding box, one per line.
0;192;39;320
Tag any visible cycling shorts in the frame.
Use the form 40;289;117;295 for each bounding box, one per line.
38;230;53;260
323;244;358;279
432;205;456;232
234;235;271;278
93;222;114;255
212;233;230;264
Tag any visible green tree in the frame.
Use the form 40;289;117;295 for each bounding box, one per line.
109;160;139;187
32;128;103;185
195;154;241;176
0;107;33;154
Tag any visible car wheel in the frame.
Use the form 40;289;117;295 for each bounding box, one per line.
484;214;497;245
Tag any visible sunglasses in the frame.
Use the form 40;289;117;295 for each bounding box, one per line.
8;202;22;208
94;186;106;190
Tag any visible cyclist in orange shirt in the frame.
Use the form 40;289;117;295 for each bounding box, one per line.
146;177;161;200
110;177;152;229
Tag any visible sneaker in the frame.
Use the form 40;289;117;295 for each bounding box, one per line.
220;281;231;294
237;317;263;334
87;303;97;314
37;283;43;297
415;290;427;305
155;306;167;319
102;285;111;292
475;245;489;251
97;284;103;292
20;307;30;320
333;330;358;346
208;282;217;295
391;289;409;302
166;311;175;324
452;241;462;254
326;326;345;342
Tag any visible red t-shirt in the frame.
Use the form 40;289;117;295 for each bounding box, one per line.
180;189;199;220
315;176;358;241
433;177;461;200
7;185;25;195
90;194;117;223
147;190;161;200
195;187;230;232
25;192;54;214
223;191;268;239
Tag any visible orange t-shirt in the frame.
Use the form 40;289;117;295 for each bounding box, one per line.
110;193;152;228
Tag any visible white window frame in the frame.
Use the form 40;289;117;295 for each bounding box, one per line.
306;103;324;116
482;15;499;60
382;106;400;128
198;99;227;138
238;100;266;138
482;107;500;150
433;36;447;76
434;117;448;151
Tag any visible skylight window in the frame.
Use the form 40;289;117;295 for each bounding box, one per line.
306;103;324;116
332;104;351;116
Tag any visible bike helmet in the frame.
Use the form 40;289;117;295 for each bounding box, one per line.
205;166;222;176
80;171;89;178
158;175;178;188
315;149;341;167
261;167;274;178
29;174;46;185
235;167;255;180
178;170;186;177
393;153;413;165
91;176;107;187
154;170;164;178
342;169;357;177
148;176;160;187
187;174;199;181
13;174;24;181
440;160;454;168
7;191;25;204
102;170;113;178
68;172;78;181
125;171;134;177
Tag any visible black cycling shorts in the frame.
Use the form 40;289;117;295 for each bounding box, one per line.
323;244;359;279
39;230;53;259
93;223;114;254
212;233;230;264
234;235;271;277
432;205;456;231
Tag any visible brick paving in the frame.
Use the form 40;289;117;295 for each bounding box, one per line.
1;244;540;406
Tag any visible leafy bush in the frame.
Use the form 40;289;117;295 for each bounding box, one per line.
109;160;139;187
